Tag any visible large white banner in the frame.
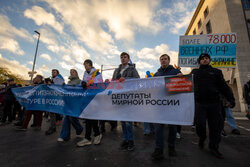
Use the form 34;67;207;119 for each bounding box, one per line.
80;75;195;125
13;75;195;125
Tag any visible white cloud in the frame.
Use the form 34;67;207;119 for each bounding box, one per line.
155;0;198;34
0;54;30;79
75;63;84;71
37;64;50;73
71;43;91;63
169;11;194;34
28;61;33;65
62;55;71;62
62;55;74;64
135;61;154;70
37;27;91;66
0;15;33;55
0;15;33;41
38;27;59;47
0;37;24;55
59;61;73;71
24;6;63;34
135;43;178;63
40;53;51;61
43;0;161;53
94;0;161;40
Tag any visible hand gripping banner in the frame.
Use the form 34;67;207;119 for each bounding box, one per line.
12;75;195;125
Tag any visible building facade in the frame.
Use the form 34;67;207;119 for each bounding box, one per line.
185;0;250;112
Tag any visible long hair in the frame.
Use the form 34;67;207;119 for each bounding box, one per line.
70;69;79;77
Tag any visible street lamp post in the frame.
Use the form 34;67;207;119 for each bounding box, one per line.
30;30;40;83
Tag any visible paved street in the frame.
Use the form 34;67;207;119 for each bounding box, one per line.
0;115;250;167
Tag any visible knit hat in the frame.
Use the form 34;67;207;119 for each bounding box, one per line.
198;53;210;64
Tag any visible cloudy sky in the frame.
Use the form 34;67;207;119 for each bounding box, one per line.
0;0;199;82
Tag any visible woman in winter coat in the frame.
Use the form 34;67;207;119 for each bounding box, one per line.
57;69;83;142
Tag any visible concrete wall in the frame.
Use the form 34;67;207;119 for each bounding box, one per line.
225;0;250;112
187;0;231;35
245;9;250;19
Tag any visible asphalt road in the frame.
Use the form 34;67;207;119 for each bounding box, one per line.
0;115;250;167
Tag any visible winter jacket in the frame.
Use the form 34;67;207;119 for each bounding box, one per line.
154;65;181;77
52;74;64;85
68;76;81;85
112;64;140;80
191;65;235;107
83;67;103;84
4;84;17;101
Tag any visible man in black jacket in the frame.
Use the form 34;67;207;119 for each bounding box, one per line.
191;53;235;159
0;78;17;125
151;54;182;160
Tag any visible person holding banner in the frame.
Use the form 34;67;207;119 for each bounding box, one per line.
45;69;65;135
16;75;44;131
57;69;83;142
77;59;103;147
191;53;235;159
112;52;140;151
151;54;182;160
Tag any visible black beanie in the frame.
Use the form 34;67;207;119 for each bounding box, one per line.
198;53;210;64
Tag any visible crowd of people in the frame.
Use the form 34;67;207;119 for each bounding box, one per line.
0;52;249;160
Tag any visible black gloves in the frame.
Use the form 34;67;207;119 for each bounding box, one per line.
81;81;87;89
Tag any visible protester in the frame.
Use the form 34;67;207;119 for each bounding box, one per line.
222;98;240;135
0;84;6;120
57;69;83;142
77;60;103;147
0;84;6;106
45;69;65;135
112;52;140;151
243;77;250;119
0;78;17;125
151;54;182;160
16;75;44;131
191;53;235;159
